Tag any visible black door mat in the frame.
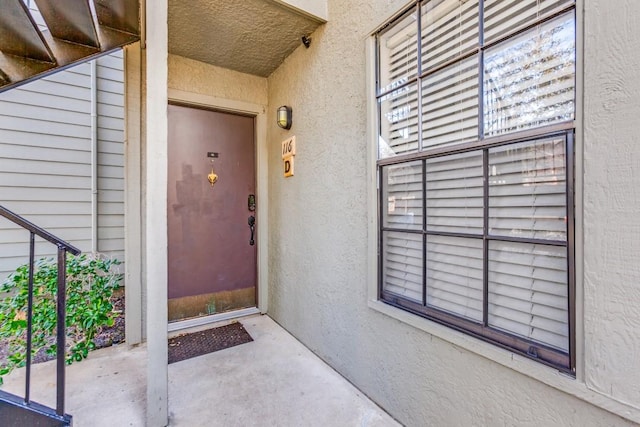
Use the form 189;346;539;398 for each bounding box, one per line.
168;322;253;364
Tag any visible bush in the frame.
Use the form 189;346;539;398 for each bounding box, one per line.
0;253;122;384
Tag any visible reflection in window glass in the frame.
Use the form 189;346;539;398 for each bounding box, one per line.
383;161;424;230
379;84;419;159
484;12;575;136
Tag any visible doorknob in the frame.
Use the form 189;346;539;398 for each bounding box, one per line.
248;215;255;246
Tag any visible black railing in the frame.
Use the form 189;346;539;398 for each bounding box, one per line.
0;205;80;426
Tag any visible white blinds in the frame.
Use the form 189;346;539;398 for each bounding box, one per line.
489;138;567;240
378;1;576;159
383;231;423;302
380;136;569;351
378;7;420;159
489;241;568;351
483;0;574;43
383;161;423;230
382;161;423;301
426;151;483;234
378;0;574;358
378;10;419;94
421;0;479;72
427;235;483;321
487;137;568;351
484;11;575;136
379;85;420;158
422;55;479;149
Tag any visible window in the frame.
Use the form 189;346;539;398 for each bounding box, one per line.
376;0;576;372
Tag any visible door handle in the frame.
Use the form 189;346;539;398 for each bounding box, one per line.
248;215;255;246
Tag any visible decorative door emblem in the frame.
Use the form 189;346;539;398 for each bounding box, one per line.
207;152;219;187
208;169;218;186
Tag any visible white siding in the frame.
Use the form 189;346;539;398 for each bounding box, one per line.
0;51;125;281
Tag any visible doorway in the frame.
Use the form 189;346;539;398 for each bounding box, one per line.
167;103;257;322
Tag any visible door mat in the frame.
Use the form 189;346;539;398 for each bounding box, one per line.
168;322;253;364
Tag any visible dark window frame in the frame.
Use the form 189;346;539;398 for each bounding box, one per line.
375;0;577;374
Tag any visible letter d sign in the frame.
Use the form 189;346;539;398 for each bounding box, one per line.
284;157;294;177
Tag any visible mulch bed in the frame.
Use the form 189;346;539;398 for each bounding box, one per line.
168;322;253;364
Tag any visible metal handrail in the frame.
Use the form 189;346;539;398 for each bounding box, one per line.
0;204;80;421
0;206;80;255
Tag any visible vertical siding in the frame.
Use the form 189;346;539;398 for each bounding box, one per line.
0;49;125;280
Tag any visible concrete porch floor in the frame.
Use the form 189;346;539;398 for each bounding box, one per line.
2;315;400;426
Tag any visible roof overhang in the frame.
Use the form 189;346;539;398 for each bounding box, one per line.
168;0;326;77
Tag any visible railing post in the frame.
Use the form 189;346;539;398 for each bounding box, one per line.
56;247;67;416
24;232;35;404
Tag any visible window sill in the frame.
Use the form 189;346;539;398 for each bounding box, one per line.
367;299;640;424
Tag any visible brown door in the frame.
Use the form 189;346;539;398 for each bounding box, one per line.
167;103;256;322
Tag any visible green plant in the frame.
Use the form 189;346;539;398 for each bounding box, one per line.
0;253;122;384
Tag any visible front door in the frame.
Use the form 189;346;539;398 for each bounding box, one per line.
167;103;256;322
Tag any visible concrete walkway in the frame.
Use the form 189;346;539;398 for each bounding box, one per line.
2;315;400;427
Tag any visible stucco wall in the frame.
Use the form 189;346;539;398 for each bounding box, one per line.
582;0;640;409
168;54;268;105
266;1;640;425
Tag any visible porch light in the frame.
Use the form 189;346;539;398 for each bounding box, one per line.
277;106;292;130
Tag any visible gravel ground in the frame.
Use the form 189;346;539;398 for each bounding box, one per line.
0;288;125;367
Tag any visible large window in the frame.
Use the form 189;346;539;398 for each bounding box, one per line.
376;0;576;372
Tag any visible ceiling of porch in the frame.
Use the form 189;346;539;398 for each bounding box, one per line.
168;0;325;77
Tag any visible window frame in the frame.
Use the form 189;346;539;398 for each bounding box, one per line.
374;0;577;374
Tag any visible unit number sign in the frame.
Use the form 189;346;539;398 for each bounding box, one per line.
281;136;296;178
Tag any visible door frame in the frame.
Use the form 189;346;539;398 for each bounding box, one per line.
166;88;269;331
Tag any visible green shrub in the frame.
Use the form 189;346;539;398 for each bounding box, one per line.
0;253;122;384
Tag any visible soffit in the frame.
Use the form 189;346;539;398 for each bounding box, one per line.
168;0;323;77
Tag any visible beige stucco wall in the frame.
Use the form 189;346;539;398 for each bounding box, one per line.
168;54;268;105
582;0;640;409
266;1;640;425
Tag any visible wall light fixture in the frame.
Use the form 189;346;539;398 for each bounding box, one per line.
277;105;292;130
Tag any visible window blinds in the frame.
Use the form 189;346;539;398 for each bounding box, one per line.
378;0;575;361
383;161;423;230
377;9;419;158
487;137;568;351
489;138;567;241
382;161;423;301
421;0;479;72
380;85;420;158
378;9;418;92
488;241;568;351
483;0;574;43
484;12;575;136
422;55;479;149
379;2;576;157
426;151;483;234
381;136;569;351
427;235;484;322
383;231;423;303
